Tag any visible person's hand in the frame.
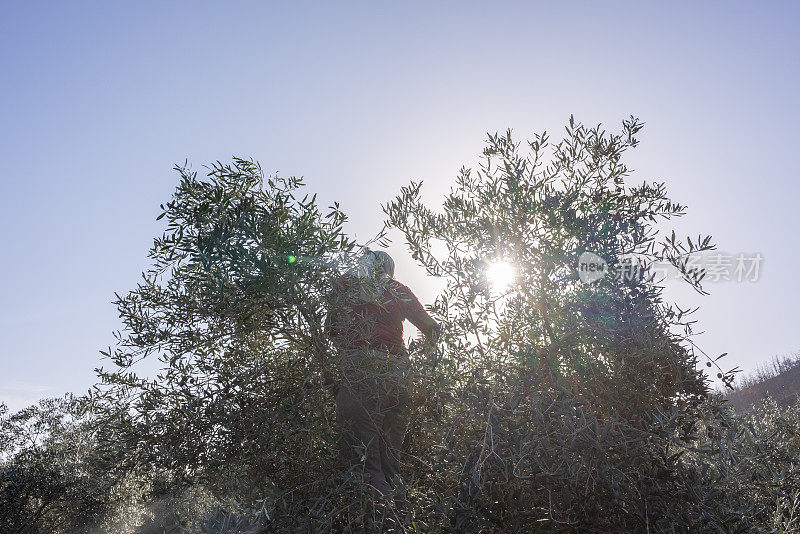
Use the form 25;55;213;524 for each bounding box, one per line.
416;330;440;361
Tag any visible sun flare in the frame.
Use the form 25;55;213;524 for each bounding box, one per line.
487;261;515;293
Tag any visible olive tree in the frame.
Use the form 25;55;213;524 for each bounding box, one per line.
89;158;356;508
384;117;742;531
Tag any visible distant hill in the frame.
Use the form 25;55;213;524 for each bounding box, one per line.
725;352;800;413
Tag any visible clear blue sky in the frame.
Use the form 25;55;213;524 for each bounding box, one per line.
1;2;798;410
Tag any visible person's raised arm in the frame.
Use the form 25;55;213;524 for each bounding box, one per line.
409;309;440;344
400;285;441;349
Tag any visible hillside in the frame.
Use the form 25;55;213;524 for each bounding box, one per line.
725;354;800;413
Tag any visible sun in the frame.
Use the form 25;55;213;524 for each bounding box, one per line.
486;261;515;293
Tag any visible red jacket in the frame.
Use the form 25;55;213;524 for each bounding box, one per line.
326;276;436;355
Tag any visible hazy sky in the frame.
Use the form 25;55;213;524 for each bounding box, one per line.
1;2;798;410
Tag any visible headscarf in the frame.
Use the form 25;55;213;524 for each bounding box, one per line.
346;248;395;302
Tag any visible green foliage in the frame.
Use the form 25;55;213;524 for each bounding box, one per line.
381;118;745;531
695;396;800;532
0;396;145;534
386;117;717;417
89;158;355;501
3;119;796;533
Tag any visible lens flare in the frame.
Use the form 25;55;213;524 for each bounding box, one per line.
487;261;514;293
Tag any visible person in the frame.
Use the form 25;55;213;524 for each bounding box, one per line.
325;249;440;522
